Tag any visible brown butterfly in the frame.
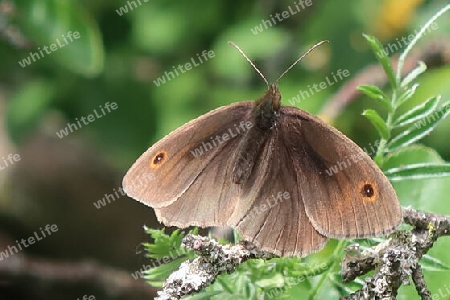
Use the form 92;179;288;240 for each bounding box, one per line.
123;41;402;257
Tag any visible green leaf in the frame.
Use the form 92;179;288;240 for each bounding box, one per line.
383;145;444;170
140;228;197;287
215;276;235;295
235;273;251;297
184;291;223;300
385;163;450;181
395;83;419;108
357;85;392;112
363;34;397;90
143;228;184;258
396;4;450;84
291;262;330;277
329;274;361;296
401;61;427;88
420;254;450;272
387;103;450;151
14;0;104;76
362;109;389;139
255;273;285;288
393;96;440;128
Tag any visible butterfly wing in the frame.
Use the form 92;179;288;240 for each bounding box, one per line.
229;126;328;257
123;102;253;213
280;107;402;239
153;136;243;227
153;106;284;229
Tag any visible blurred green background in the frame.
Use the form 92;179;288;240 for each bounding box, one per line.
1;0;450;299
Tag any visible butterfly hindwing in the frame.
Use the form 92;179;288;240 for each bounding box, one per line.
231;125;327;257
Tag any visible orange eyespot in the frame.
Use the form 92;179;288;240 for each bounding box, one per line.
360;182;376;202
150;151;167;169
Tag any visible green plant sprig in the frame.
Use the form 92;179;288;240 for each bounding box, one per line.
360;4;450;181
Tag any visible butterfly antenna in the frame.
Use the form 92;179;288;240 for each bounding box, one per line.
275;40;329;84
228;41;269;88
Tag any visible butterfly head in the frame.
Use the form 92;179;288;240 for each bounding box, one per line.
268;83;281;108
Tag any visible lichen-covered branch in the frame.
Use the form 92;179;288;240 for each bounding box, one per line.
340;207;450;300
155;234;274;300
156;207;450;299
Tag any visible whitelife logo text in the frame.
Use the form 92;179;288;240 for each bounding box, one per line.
251;0;313;35
0;224;58;261
56;102;118;139
287;69;350;106
190;121;253;157
18;31;81;68
0;153;20;171
153;50;215;87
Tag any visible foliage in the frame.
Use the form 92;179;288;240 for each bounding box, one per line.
140;227;197;287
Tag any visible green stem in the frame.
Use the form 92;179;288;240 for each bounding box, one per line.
374;111;394;166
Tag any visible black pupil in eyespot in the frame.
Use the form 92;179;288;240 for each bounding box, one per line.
361;184;374;197
154;153;164;164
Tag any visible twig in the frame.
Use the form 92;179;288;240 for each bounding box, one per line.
340;207;450;299
155;234;274;300
412;265;431;300
0;251;156;298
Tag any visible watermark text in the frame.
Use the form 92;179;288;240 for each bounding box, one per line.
56;102;118;139
251;0;313;35
18;31;80;68
288;69;350;106
324;140;380;176
153;50;215;87
0;224;58;261
376;22;438;58
190;121;253;158
0;153;20;170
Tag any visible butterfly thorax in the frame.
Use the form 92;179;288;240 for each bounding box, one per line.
254;83;281;130
231;84;280;185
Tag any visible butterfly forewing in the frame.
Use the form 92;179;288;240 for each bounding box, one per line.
280;107;402;238
154;138;243;228
123;102;253;209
